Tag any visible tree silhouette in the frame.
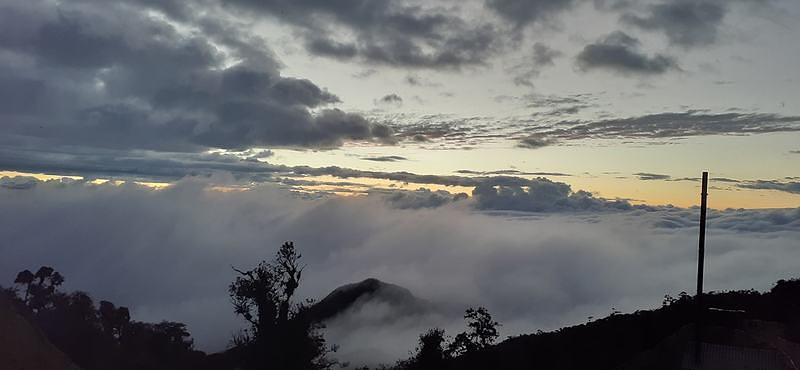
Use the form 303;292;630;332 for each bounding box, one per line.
99;300;131;339
229;241;334;370
14;266;64;311
448;307;500;356
5;266;203;370
397;328;450;370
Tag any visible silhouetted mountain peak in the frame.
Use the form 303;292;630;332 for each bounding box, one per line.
309;278;428;323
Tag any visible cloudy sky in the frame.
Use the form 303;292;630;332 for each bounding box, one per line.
1;0;799;366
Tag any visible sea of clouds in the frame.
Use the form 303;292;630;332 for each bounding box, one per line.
1;177;798;366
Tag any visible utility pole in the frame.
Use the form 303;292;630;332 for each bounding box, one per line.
696;172;708;303
694;172;709;365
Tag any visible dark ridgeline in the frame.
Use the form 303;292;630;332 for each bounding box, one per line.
3;240;800;370
1;266;208;370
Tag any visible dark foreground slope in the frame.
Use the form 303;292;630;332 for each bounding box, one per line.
0;294;81;370
439;279;800;370
5;274;800;370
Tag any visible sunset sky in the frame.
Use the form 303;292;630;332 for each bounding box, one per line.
1;0;800;365
0;0;798;207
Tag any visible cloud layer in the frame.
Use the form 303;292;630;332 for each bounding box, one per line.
1;179;799;366
576;31;679;75
0;0;390;159
622;0;727;48
226;0;501;69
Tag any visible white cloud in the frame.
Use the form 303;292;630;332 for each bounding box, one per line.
0;178;798;367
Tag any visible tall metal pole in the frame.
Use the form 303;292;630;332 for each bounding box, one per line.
696;172;708;300
694;172;709;364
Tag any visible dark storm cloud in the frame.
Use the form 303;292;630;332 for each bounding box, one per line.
621;0;726;48
0;0;390;165
223;0;500;69
739;180;800;195
576;31;679;75
485;0;578;28
635;172;671;180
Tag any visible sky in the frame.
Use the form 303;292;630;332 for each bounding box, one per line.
1;0;799;367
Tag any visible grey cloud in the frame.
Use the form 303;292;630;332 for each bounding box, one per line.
706;208;800;232
0;0;390;164
711;177;741;183
621;0;726;48
377;188;469;209
0;140;570;191
352;69;378;79
0;176;40;190
518;135;557;149
523;93;598;111
362;155;408;162
376;94;404;107
472;177;635;212
0;146;283;183
509;43;563;86
739;180;800;195
404;74;440;87
243;149;275;159
224;0;500;69
288;166;578;189
533;42;563;67
576;31;679;75
486;0;578;28
2;178;799;366
671;176;741;184
593;0;635;11
456;170;571;177
306;38;359;59
635;172;671;180
535;111;800;141
790;150;800;154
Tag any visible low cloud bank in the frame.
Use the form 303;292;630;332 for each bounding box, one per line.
1;179;799;366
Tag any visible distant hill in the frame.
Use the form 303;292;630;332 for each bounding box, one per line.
309;278;431;323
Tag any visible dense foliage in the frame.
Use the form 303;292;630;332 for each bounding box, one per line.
3;266;206;370
228;241;336;370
